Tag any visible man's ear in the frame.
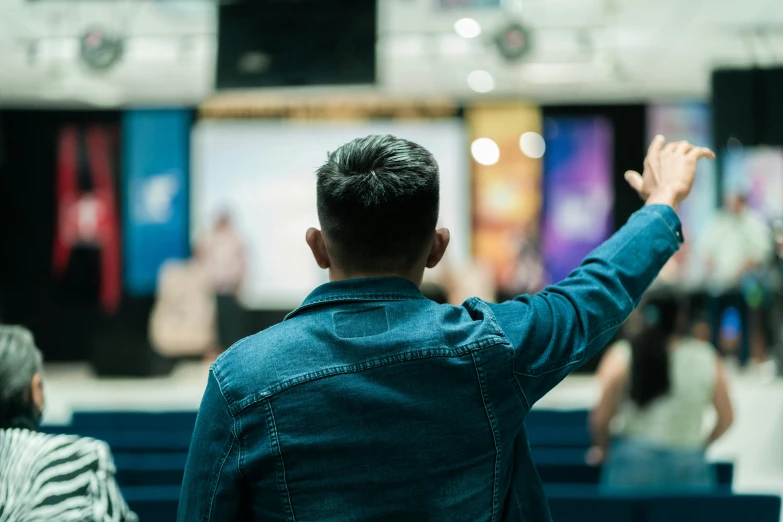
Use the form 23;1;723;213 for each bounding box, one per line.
306;228;331;269
425;228;450;269
30;372;44;413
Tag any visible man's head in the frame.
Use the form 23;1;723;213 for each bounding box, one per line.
725;193;748;215
215;211;232;230
307;135;449;284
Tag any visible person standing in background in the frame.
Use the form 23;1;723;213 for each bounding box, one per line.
702;187;773;362
197;212;248;356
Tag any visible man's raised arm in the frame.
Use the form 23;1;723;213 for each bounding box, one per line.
487;136;715;408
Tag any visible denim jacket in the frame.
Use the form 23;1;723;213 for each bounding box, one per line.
178;205;682;522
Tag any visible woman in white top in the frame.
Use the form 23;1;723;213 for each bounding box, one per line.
590;294;734;490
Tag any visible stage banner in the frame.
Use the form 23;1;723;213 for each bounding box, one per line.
122;109;191;295
466;102;544;298
724;146;783;222
541;117;614;284
647;102;716;284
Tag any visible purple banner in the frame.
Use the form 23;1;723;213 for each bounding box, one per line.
542;117;614;284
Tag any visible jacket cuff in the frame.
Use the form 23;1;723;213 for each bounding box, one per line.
636;204;684;244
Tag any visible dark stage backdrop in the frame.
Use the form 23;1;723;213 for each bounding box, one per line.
0;111;169;374
0;110;122;362
0;110;285;369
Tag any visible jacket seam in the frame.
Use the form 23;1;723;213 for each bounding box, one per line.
263;399;296;521
234;413;245;479
511;483;524;518
461;297;533;411
470;350;501;522
230;337;507;415
285;293;426;320
464;297;507;337
205;431;234;522
511;373;531;413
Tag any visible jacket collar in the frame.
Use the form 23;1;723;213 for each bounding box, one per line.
285;277;426;320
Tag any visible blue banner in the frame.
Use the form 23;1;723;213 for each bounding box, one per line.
122;109;190;294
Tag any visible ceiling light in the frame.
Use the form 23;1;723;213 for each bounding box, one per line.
471;138;500;166
467;70;495;93
454;18;482;39
520;132;546;159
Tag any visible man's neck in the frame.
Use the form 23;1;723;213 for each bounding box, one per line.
327;269;424;287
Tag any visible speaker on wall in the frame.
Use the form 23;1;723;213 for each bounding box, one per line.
711;68;759;147
763;67;783;146
712;67;783;148
216;0;377;89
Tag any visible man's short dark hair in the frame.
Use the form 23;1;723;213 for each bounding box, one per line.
316;135;440;273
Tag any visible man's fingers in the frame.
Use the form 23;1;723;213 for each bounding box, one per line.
687;146;716;161
664;140;689;154
675;141;694;154
624;170;645;196
648;134;665;158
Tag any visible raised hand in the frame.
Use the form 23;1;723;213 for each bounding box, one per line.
624;135;715;211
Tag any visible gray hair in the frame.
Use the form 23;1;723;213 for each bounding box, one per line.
0;325;43;403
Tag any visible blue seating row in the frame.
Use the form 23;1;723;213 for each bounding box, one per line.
121;485;781;522
110;451;734;490
53;410;772;522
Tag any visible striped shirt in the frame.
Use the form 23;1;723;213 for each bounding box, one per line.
0;429;137;522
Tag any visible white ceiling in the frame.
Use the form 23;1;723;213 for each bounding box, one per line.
0;0;782;107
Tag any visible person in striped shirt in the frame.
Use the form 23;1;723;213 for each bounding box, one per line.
0;325;137;522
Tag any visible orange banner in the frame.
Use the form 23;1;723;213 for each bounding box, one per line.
467;102;544;297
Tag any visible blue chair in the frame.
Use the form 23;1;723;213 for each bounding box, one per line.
644;494;781;522
42;428;194;452
546;486;638;522
124;486;180;522
527;409;589;427
70;411;197;431
114;453;188;486
526;425;592;448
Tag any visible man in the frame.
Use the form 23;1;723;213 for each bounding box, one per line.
703;189;772;289
197;211;248;355
702;188;773;361
178;135;713;521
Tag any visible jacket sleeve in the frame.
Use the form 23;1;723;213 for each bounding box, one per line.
487;205;683;408
178;370;245;521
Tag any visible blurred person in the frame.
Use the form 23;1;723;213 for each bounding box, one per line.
702;188;773;361
149;258;217;358
589;295;733;491
179;135;713;521
0;325;137;521
443;260;497;304
509;225;548;296
703;190;771;287
196;211;248;355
